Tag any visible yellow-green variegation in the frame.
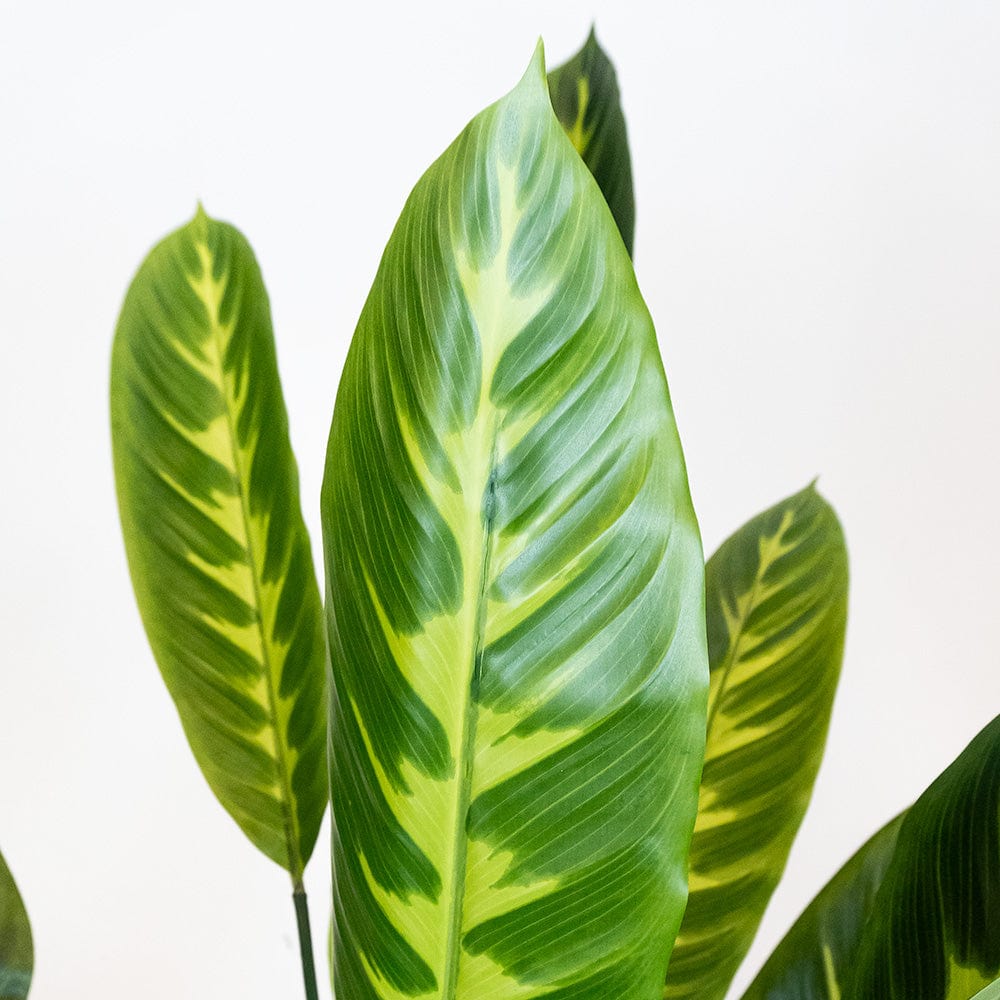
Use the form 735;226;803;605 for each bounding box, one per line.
322;43;708;1000
743;712;1000;1000
846;713;1000;999
0;849;32;1000
739;816;903;999
110;210;327;880
664;484;848;1000
548;27;635;256
971;981;1000;1000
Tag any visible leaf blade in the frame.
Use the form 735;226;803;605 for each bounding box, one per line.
0;850;32;1000
110;210;327;877
739;815;904;1000
664;484;848;1000
845;714;1000;999
323;43;707;1000
970;980;1000;1000
548;27;636;256
742;714;1000;1000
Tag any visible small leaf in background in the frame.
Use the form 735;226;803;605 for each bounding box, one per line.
0;849;32;1000
548;27;636;256
110;208;327;879
739;815;903;1000
665;484;848;1000
323;41;707;1000
742;713;1000;1000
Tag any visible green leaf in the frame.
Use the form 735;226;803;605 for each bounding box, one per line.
742;714;1000;1000
845;714;1000;999
322;41;708;1000
970;980;1000;1000
664;484;848;1000
110;208;327;879
739;815;904;1000
548;27;636;256
0;850;32;1000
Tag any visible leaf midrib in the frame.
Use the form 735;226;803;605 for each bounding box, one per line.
703;510;794;738
440;434;500;1000
194;242;302;882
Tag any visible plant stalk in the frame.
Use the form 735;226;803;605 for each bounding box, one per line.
293;882;319;1000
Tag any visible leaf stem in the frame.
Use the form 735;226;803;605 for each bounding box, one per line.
293;883;319;1000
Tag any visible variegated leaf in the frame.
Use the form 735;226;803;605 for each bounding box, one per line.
743;713;1000;1000
322;42;708;1000
111;210;327;877
846;714;1000;999
739;816;903;1000
548;27;636;256
665;485;848;1000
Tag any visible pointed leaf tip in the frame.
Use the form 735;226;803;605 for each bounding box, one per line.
111;209;329;877
532;36;546;74
191;201;210;238
513;38;548;98
322;38;707;997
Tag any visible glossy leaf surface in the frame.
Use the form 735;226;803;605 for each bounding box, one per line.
664;485;848;1000
846;714;1000;999
0;850;32;999
548;27;635;256
743;713;1000;1000
111;210;327;877
740;816;903;999
323;43;707;1000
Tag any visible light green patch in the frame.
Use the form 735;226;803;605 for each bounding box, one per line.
462;838;559;928
473;705;583;796
361;853;439;974
456;948;546;1000
565;76;593;155
947;957;992;999
820;940;841;1000
364;572;468;736
358;950;418;1000
453;161;555;377
349;695;453;882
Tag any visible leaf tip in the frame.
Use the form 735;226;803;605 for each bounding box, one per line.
191;201;211;240
797;477;828;509
515;37;548;98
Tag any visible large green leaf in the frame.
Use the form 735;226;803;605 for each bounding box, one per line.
111;209;327;878
322;42;707;1000
845;714;1000;999
548;27;635;256
0;850;32;999
664;484;848;1000
742;713;1000;1000
739;815;904;999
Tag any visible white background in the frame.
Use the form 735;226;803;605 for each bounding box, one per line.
2;1;999;996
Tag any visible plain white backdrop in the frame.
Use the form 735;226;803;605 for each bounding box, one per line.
1;1;998;996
